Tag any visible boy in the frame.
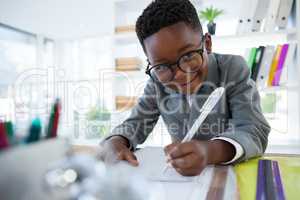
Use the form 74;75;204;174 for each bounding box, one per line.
101;0;270;176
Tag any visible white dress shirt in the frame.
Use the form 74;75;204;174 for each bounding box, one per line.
186;94;244;164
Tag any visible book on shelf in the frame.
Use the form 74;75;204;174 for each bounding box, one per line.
251;46;265;81
116;65;140;71
244;43;296;87
115;96;138;110
115;25;135;34
256;46;276;87
246;47;257;72
272;44;289;86
116;57;142;66
267;45;282;86
276;43;297;85
115;57;142;71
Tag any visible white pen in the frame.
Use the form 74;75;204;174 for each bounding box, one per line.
163;87;225;174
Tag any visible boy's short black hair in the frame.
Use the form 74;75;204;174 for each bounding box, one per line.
136;0;203;50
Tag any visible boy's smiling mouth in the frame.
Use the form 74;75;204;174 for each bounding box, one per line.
179;74;198;87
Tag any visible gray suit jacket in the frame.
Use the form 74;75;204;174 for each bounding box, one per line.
104;53;270;163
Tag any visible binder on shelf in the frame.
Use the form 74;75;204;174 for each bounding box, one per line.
116;96;138;110
115;57;142;71
115;25;135;34
236;0;258;34
264;0;281;32
247;47;257;73
256;46;275;87
278;43;297;85
275;0;294;29
251;46;265;81
267;45;282;86
251;0;270;32
272;44;289;86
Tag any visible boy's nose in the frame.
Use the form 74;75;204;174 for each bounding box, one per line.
173;66;185;81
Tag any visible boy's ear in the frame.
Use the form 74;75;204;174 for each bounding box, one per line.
204;33;212;54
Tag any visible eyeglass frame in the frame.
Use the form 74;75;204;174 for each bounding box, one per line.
145;36;205;83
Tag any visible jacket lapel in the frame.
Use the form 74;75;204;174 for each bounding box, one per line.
187;53;222;139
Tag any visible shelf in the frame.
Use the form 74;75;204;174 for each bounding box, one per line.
114;28;297;47
213;29;297;49
258;85;299;93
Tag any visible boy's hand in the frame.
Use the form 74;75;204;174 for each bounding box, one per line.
100;136;139;166
164;140;208;176
164;140;235;176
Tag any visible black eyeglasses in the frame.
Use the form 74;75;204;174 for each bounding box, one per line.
145;40;204;83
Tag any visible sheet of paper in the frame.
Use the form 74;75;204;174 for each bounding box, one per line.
133;147;213;182
135;147;193;182
111;147;238;200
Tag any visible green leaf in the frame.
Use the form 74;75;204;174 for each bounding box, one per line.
198;6;224;23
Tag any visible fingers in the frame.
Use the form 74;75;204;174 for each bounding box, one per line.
174;166;205;176
164;142;179;155
165;140;208;176
100;138;139;166
168;141;196;159
169;153;198;169
117;149;139;166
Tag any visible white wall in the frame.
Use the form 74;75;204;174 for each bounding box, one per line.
0;0;114;39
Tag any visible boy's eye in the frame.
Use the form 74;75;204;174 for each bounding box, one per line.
154;65;169;72
181;52;194;62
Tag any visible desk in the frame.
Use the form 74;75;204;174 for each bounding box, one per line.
0;139;70;200
235;155;300;200
73;145;300;200
2;142;298;200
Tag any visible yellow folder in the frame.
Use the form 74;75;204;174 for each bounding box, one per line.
267;45;282;86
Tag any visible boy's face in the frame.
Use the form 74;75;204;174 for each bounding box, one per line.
144;22;209;94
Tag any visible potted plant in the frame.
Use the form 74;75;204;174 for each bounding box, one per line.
199;6;224;35
85;106;111;139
